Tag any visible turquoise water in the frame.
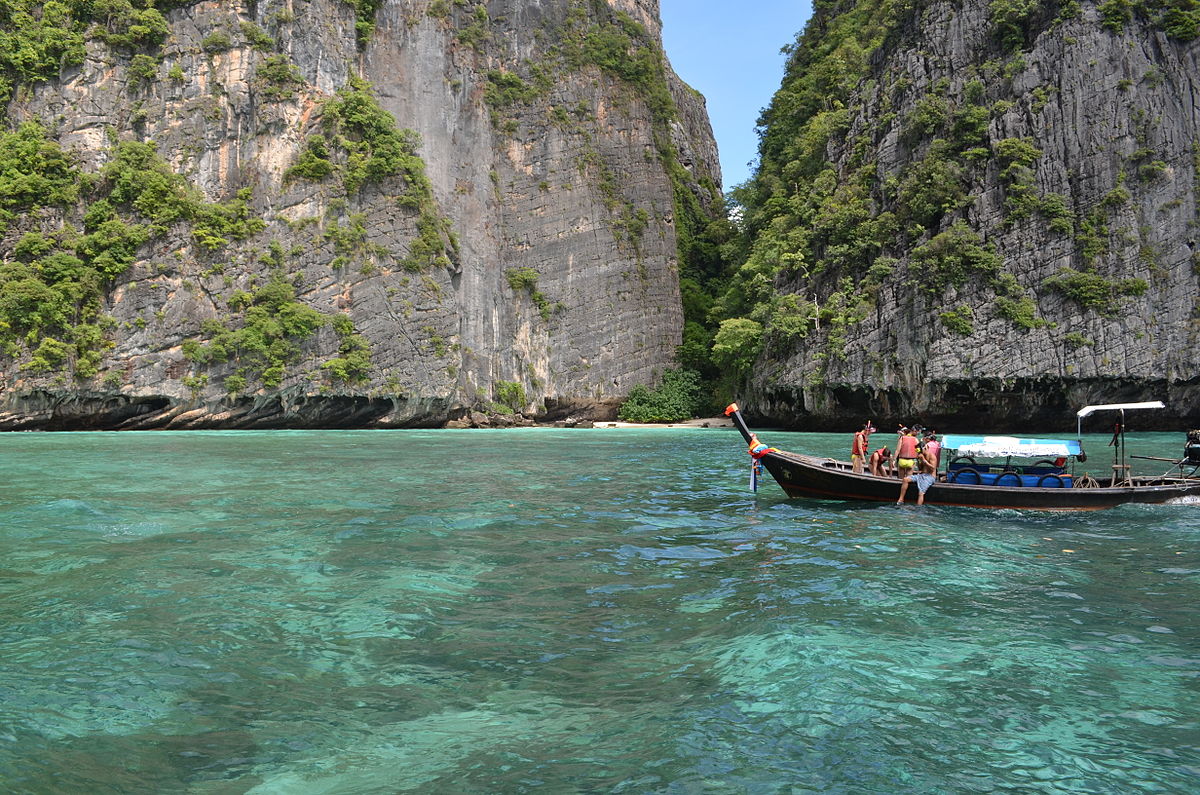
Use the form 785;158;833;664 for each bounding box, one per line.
0;428;1197;793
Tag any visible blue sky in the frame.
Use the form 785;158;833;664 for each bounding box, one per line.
659;0;814;191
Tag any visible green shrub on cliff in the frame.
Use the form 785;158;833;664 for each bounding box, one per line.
285;137;336;182
939;305;975;336
712;318;764;377
989;0;1041;50
0;123;279;380
185;278;325;388
322;314;371;383
1043;267;1148;314
347;0;386;45
0;122;80;223
494;380;527;412
286;78;457;271
323;79;430;194
910;221;1003;294
505;267;554;321
255;55;304;101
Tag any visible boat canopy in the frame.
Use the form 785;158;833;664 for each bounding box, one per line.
1076;401;1165;418
941;435;1083;458
1076;401;1165;435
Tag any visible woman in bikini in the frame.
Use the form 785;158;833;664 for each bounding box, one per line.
869;446;892;477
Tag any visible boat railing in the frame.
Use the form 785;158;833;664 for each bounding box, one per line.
944;455;1072;488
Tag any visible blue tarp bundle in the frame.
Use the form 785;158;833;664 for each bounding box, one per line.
946;470;1073;488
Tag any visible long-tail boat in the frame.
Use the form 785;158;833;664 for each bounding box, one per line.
725;402;1200;511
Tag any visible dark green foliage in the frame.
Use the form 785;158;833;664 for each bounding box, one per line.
24;336;71;372
1039;193;1075;235
951;104;990;151
896;141;970;227
323;78;429;193
1101;184;1131;208
0;125;269;379
454;4;490;50
185;278;324;388
711;318;764;376
285;136;336;182
98;140;266;247
1159;0;1200;39
484;69;538;110
1064;331;1094;347
911;221;1003;294
127;53;158;84
989;0;1040;50
618;368;703;423
201;31;233;53
190;188;265;250
1075;210;1108;266
240;21;275;51
994;295;1046;328
1043;267;1147;314
254;54;303;101
505;267;553;321
322;314;371;383
13;232;53;261
483;69;541;131
505;267;539;291
348;0;386;45
1099;0;1133;30
494;380;527;412
904;95;948;141
1138;160;1168;181
0;122;80;225
939;305;974;335
995;137;1043;221
89;0;170;50
0;0;87;104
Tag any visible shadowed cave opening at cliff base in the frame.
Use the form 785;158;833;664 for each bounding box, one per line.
749;377;1200;433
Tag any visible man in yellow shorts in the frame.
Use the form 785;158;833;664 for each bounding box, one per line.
895;426;920;503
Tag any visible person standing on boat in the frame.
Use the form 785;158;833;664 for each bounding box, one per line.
923;430;941;470
895;427;920;503
851;421;875;474
914;445;939;506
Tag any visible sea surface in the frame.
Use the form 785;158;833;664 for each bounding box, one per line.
0;427;1197;793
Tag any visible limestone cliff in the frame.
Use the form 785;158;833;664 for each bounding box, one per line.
734;0;1200;430
0;0;722;429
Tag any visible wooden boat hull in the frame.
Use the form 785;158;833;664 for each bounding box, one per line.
761;450;1200;511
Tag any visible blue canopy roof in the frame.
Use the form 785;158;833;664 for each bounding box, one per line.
941;435;1082;457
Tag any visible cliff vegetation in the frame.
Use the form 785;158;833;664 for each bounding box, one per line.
0;0;724;429
696;0;1200;429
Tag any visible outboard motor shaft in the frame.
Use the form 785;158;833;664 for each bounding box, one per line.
1185;430;1200;464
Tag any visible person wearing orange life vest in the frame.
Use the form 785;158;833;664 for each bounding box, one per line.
895;426;921;504
851;421;875;474
869;445;892;477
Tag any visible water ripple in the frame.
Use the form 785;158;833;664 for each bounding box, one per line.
0;429;1197;791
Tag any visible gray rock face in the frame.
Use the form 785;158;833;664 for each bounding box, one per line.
1;0;720;428
748;3;1200;431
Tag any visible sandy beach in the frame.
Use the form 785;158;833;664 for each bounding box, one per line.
592;416;734;429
